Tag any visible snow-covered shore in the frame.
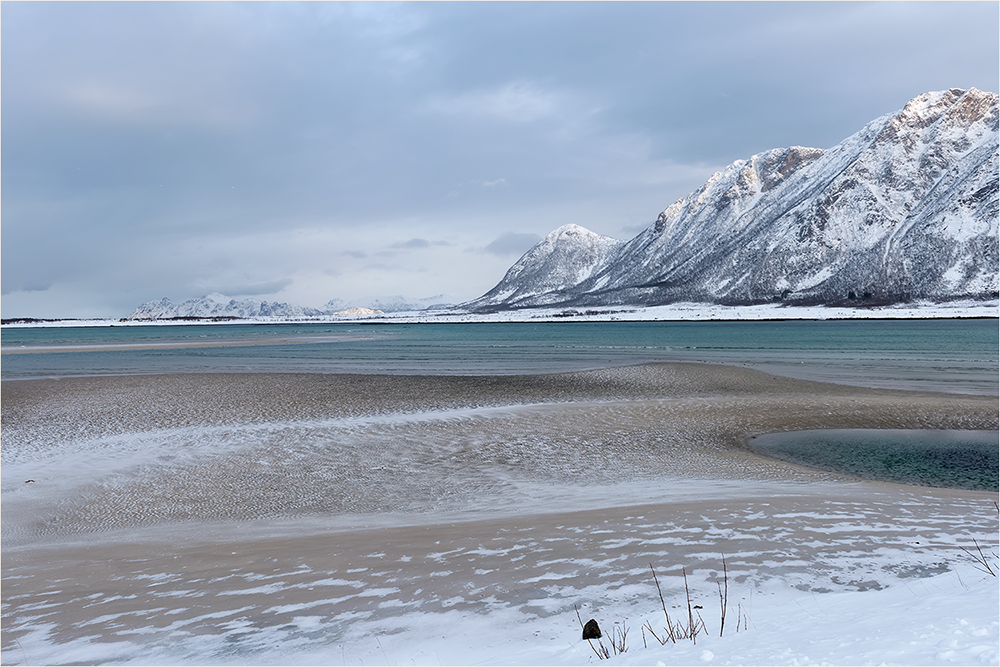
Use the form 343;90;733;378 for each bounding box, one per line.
381;299;1000;324
2;366;997;665
2;299;997;327
4;485;997;666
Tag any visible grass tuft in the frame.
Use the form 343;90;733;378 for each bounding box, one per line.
642;561;712;647
958;537;998;577
588;554;752;658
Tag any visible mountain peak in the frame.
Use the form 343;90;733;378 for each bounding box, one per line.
462;225;625;310
469;88;999;311
546;224;604;241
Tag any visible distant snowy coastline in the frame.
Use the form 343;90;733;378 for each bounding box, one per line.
3;299;997;328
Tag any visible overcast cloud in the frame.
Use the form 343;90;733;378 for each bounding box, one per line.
2;2;997;317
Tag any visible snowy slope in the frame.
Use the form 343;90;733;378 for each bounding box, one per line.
465;224;627;310
128;293;325;319
469;88;999;310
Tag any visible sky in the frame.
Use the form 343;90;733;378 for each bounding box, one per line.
2;2;998;318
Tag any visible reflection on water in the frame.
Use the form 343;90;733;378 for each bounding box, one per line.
748;429;999;491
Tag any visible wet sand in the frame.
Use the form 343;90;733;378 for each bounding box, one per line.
2;363;997;663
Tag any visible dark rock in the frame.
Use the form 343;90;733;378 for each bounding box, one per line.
582;618;602;640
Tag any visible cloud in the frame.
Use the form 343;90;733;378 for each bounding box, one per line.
619;222;653;236
388;238;453;250
422;82;575;124
1;281;52;296
61;81;250;129
194;278;294;297
362;262;401;272
483;232;541;256
66;83;158;117
390;238;431;249
482;178;506;187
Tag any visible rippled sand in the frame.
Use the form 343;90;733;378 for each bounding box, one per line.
2;363;997;664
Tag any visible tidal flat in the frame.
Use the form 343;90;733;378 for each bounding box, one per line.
2;363;998;665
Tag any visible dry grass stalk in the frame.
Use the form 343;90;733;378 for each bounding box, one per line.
717;553;728;637
645;563;707;645
587;555;746;658
610;623;628;655
958;538;998;577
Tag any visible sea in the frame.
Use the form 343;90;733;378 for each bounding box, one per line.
2;319;997;490
2;318;998;395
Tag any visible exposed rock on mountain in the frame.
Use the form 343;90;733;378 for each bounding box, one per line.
465;88;999;311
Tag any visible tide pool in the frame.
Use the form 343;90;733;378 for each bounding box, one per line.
748;428;999;490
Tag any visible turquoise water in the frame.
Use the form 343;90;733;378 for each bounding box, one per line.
1;319;997;394
748;429;999;491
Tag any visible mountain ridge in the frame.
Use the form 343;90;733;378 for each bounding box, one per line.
464;87;999;312
126;292;457;320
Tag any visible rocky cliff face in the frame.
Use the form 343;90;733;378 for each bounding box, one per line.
466;88;999;311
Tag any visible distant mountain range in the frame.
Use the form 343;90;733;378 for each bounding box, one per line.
127;293;456;320
321;295;458;313
465;88;999;311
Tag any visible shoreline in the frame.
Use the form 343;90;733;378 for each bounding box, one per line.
2;299;998;327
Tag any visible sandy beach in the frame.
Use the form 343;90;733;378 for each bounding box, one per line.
2;363;997;665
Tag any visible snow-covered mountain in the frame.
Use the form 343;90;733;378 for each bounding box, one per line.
465;88;999;311
128;293;326;320
323;295;457;313
127;293;457;320
469;225;626;308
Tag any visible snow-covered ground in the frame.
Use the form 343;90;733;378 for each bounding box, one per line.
313;558;999;667
4;485;997;666
2;299;997;327
372;299;1000;324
